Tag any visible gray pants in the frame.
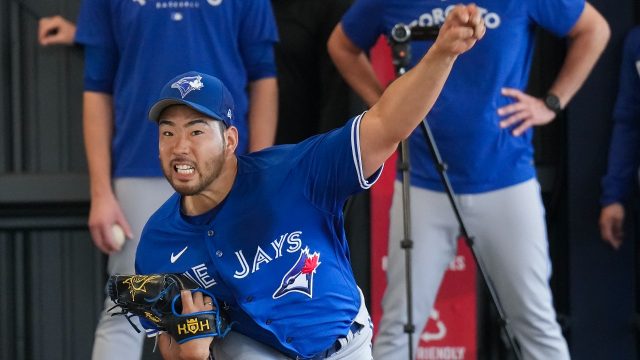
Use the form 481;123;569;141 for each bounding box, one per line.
373;179;570;360
213;289;373;360
91;178;174;360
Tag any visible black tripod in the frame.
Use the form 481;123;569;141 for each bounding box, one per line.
388;23;522;360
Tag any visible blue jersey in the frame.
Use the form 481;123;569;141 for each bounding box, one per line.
75;0;278;177
342;0;584;193
601;26;640;206
136;115;381;358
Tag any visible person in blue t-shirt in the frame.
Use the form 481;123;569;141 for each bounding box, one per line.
600;26;640;250
39;1;279;359
328;0;609;359
136;6;484;359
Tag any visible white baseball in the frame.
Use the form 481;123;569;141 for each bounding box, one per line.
111;224;126;251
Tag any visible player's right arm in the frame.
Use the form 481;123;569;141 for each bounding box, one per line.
358;4;485;178
83;91;132;253
327;24;383;108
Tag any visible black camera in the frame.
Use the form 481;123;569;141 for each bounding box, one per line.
391;23;412;43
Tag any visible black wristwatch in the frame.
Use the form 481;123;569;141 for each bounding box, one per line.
543;93;562;116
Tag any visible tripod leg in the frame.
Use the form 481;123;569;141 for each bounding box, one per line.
418;120;523;360
462;180;569;359
374;181;459;360
398;140;415;360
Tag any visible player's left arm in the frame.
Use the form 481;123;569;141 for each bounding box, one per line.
499;3;610;136
248;77;278;152
359;5;485;178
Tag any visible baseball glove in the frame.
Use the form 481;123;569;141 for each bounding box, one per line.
107;273;231;343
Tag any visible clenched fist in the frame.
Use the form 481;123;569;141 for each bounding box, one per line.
432;4;485;57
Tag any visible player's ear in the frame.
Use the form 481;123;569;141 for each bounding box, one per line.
224;125;238;154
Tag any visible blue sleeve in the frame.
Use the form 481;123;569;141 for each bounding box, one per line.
75;0;115;47
83;45;118;93
134;256;143;275
340;0;385;51
133;238;160;336
601;27;640;206
76;0;118;93
243;42;277;81
238;0;278;80
139;317;161;337
301;113;382;213
527;0;585;37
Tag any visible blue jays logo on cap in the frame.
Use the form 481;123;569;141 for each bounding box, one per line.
171;75;205;98
272;247;321;299
148;71;234;127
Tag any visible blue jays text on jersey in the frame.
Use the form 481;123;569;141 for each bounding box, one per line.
232;230;304;279
136;115;381;359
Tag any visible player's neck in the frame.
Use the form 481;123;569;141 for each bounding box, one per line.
182;156;238;216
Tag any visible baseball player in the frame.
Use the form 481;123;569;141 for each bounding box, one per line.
134;5;485;359
328;0;609;359
600;26;640;249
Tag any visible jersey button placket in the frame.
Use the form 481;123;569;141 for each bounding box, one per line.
207;229;223;257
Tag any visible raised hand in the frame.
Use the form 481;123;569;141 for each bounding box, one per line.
432;4;486;57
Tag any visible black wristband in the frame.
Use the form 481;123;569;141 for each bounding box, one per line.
166;312;221;343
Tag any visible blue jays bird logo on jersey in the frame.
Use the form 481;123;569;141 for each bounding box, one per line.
171;75;204;98
272;247;321;299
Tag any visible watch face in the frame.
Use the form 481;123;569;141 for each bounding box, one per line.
545;94;561;113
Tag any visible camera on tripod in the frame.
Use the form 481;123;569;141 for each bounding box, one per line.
388;23;440;73
391;23;412;43
388;20;522;360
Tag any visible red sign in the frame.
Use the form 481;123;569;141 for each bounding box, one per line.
416;241;476;360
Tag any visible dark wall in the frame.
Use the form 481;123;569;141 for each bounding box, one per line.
0;1;105;359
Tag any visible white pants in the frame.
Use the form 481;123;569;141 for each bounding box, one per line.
213;289;373;360
91;178;174;360
373;179;570;360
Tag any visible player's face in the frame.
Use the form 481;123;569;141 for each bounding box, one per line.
158;105;236;195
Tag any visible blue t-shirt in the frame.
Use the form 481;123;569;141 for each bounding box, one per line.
601;26;640;206
75;0;278;177
342;0;584;193
135;115;381;358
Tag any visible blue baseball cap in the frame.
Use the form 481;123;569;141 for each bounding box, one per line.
148;71;234;127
